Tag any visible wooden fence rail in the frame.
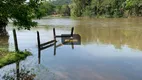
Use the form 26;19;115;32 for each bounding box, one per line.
37;27;74;64
37;31;56;64
53;27;74;38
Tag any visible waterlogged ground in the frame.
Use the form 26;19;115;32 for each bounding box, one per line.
0;17;142;80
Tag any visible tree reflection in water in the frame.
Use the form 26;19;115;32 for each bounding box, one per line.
75;24;142;51
2;61;36;80
2;61;57;80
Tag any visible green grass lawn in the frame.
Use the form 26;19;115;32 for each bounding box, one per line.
0;49;32;68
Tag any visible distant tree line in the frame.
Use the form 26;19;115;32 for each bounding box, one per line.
39;0;142;18
38;0;71;16
70;0;142;17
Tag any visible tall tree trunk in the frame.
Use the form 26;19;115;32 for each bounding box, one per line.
0;17;9;50
0;17;8;36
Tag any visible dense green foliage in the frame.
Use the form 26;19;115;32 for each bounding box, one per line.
52;0;71;16
38;1;55;16
38;0;71;16
71;0;142;17
40;0;142;18
0;0;43;30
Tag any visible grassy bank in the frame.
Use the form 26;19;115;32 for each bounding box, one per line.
0;49;32;68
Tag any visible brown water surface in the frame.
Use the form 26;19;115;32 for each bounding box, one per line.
0;17;142;80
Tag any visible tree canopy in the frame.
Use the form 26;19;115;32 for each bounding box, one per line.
0;0;44;30
70;0;142;17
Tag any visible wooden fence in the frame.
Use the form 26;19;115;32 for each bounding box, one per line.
37;27;74;64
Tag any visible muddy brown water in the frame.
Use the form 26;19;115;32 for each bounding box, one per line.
0;17;142;80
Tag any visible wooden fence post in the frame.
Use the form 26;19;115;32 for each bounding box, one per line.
16;61;20;80
54;42;56;56
71;42;74;49
71;27;74;37
37;31;41;64
71;27;74;49
53;28;56;41
13;29;19;52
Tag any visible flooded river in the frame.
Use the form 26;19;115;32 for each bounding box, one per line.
0;17;142;80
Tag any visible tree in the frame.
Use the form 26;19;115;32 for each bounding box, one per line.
61;5;70;16
54;5;62;14
38;1;55;15
71;0;141;18
125;0;142;16
0;0;43;35
71;0;89;17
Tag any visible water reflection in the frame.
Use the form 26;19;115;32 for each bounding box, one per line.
1;18;142;80
75;19;142;50
54;41;74;56
38;39;75;63
2;61;35;80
